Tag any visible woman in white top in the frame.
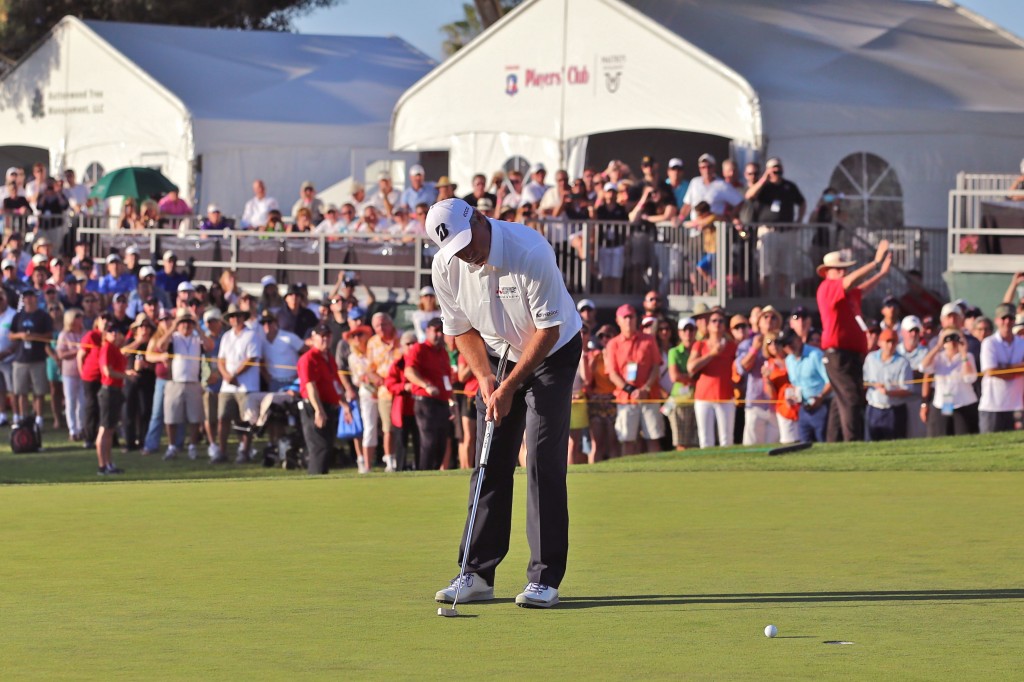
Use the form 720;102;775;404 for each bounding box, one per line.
920;327;979;437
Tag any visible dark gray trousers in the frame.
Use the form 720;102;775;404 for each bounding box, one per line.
459;334;582;589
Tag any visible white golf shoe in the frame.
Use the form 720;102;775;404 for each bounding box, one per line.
162;445;178;461
435;573;494;604
515;583;559;608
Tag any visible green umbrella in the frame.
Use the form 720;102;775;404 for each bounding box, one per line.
88;166;178;200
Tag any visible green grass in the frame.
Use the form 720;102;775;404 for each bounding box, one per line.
2;432;1023;680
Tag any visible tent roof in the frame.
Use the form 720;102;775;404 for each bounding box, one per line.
83;19;436;125
624;0;1024;112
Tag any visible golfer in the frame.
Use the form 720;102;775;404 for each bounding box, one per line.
427;198;582;609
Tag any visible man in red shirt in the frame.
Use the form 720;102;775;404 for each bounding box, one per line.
77;313;108;447
405;317;454;470
97;325;132;475
297;323;349;475
604;304;663;455
815;239;892;442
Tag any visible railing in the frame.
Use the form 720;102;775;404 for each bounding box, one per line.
947;180;1024;272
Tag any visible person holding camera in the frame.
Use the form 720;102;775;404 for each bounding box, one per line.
920;328;979;436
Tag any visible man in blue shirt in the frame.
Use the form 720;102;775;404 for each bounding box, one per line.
780;329;832;443
863;328;913;441
97;254;138;301
155;250;189;296
398;164;437;212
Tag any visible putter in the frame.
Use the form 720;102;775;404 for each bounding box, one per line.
438;344;511;618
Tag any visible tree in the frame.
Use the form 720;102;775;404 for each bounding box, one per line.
440;0;521;57
0;0;340;62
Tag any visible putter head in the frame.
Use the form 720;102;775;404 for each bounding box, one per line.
437;606;459;617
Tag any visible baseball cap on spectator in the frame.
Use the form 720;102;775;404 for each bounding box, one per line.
867;320;882;333
125;245;139;256
900;315;922;332
131;314;156;331
994;303;1015;318
791;305;811;319
325;204;338;214
420;286;436;297
476;197;494;212
260;275;277;287
678;317;696;330
5;167;18;178
1013;313;1024;334
33;236;51;248
348;305;365;321
139;265;156;279
602;181;617;191
698;153;717;165
105;254;121;264
43;283;57;293
576;298;596;312
207;204;220;213
32;253;47;265
940;302;963;318
344;324;373;340
766;158;783;169
881;295;900;308
878;329;897;343
312;322;332;336
409;164;425;177
953;298;970;312
72;270;88;282
162;250;176;261
286;284;303;296
778;328;799;348
49;257;64;269
1;259;14;270
259;311;277;324
425;198;475;264
342;270;358;286
641;315;657;328
177;281;195;293
668;158;684;169
426;317;444;330
615;304;636;318
144;295;158;305
21;288;38;298
641;155;655;165
203;308;222;323
530;162;546;175
113;293;128;303
301;180;315;191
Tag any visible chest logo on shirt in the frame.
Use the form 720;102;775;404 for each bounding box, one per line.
435;222;449;242
496;286;519;300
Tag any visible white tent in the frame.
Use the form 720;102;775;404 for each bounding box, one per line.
391;0;1024;227
0;17;435;215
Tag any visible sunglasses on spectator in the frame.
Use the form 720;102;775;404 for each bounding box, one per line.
732;323;750;330
709;317;726;324
999;315;1014;321
596;332;611;339
943;334;960;344
907;328;920;333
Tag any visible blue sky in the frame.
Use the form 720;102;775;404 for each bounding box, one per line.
294;0;1024;61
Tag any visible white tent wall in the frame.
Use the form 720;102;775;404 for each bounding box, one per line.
0;18;191;192
391;0;758;189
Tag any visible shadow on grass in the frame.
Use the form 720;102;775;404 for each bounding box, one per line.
559;589;1024;609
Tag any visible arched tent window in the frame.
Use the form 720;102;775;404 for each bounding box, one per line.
829;153;903;228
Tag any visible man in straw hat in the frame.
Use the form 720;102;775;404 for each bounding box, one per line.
156;308;213;460
816;239;892;442
216;304;262;463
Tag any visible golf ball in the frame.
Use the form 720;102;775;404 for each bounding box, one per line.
764;624;778;638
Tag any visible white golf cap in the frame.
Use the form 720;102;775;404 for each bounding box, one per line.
177;281;195;293
698;153;717;165
260;275;277;287
678;316;696;330
641;315;658;327
139;265;156;279
1;258;14;269
668;158;684;169
409;164;425;176
419;285;436;297
530;162;546;174
32;253;47;265
203;307;223;322
576;298;596;311
602;181;617;191
5;167;19;177
162;249;176;261
207;203;220;213
900;315;922;331
425;198;475;264
940;302;962;318
105;254;121;264
125;245;139;255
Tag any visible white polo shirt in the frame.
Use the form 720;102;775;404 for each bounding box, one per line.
979;333;1024;412
170;332;202;383
682;177;743;220
433;218;582;362
218;327;261;393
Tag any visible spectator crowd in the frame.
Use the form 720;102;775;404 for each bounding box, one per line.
2;157;1023;476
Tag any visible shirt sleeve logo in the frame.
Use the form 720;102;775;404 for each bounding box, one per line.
536;310;557;320
435;222;449;241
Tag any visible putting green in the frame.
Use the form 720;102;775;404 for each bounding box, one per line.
2;459;1023;679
